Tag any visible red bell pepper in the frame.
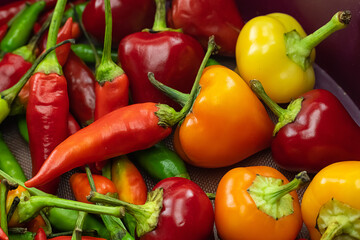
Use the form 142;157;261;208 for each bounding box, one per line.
118;0;204;110
39;17;73;66
140;177;214;240
63;51;95;126
26;0;69;194
167;0;244;56
70;173;117;204
94;0;129;120
250;80;360;172
82;0;155;45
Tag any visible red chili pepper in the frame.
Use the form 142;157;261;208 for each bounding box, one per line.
0;53;32;92
63;51;95;126
67;113;81;136
70;173;117;204
250;80;360;172
82;0;155;45
0;23;8;42
39;17;73;66
0;227;8;240
26;0;70;194
167;0;244;56
140;177;214;240
94;0;128;120
26;215;46;234
111;156;147;205
118;0;204;110
34;227;47;240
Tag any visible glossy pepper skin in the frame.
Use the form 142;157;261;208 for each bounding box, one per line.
215;166;304;240
167;0;244;56
111;156;147;205
70;173;117;204
34;228;46;240
0;53;32;92
82;0;155;45
0;1;45;53
130;142;190;181
141;177;214;240
301;161;360;240
174;65;273;168
63;50;95;126
25;102;175;189
236;11;350;103
250;80;360;172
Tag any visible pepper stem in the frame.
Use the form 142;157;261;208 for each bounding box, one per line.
71;211;86;240
17;195;125;223
144;0;181;33
95;0;124;84
88;188;164;237
35;0;68;75
153;36;217;127
248;171;310;220
249;79;303;135
286;11;351;71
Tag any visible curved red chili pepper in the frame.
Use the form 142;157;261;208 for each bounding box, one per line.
0;53;32;92
25;102;173;189
39;17;73;66
34;227;47;240
63;51;95;126
27;72;69;194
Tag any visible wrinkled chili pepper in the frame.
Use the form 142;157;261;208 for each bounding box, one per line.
93;0;128;120
168;0;244;56
129;142;190;181
63;50;95;126
0;132;27;182
250;80;360;172
236;11;351;103
0;1;45;53
118;0;204;110
26;0;70;194
39;17;73;66
24;34;211;189
111;156;147;205
71;43;118;64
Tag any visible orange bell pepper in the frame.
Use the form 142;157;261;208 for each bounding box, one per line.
172;65;274;168
301;161;360;240
215;166;309;240
69;173;118;204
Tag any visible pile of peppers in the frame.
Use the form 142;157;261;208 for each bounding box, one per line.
0;0;359;239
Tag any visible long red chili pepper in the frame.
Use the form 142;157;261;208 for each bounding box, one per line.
63;50;95;126
26;0;69;194
25;36;216;190
94;0;128;120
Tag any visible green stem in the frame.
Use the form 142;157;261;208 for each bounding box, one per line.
71;211;87;240
320;222;343;240
249;79;303;135
35;0;68;74
17;196;125;223
1;39;75;106
153;36;217;127
263;171;310;204
286;11;351;71
149;0;181;32
95;0;123;83
88;189;164;237
0;181;8;235
206;193;216;200
8;228;27;234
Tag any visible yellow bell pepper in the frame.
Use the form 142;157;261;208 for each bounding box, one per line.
236;11;350;103
301;161;360;240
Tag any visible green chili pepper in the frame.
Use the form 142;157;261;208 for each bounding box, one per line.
129;142;190;181
0;132;27;182
71;44;118;64
63;2;88;24
16;115;29;143
1;1;46;53
8;232;35;240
